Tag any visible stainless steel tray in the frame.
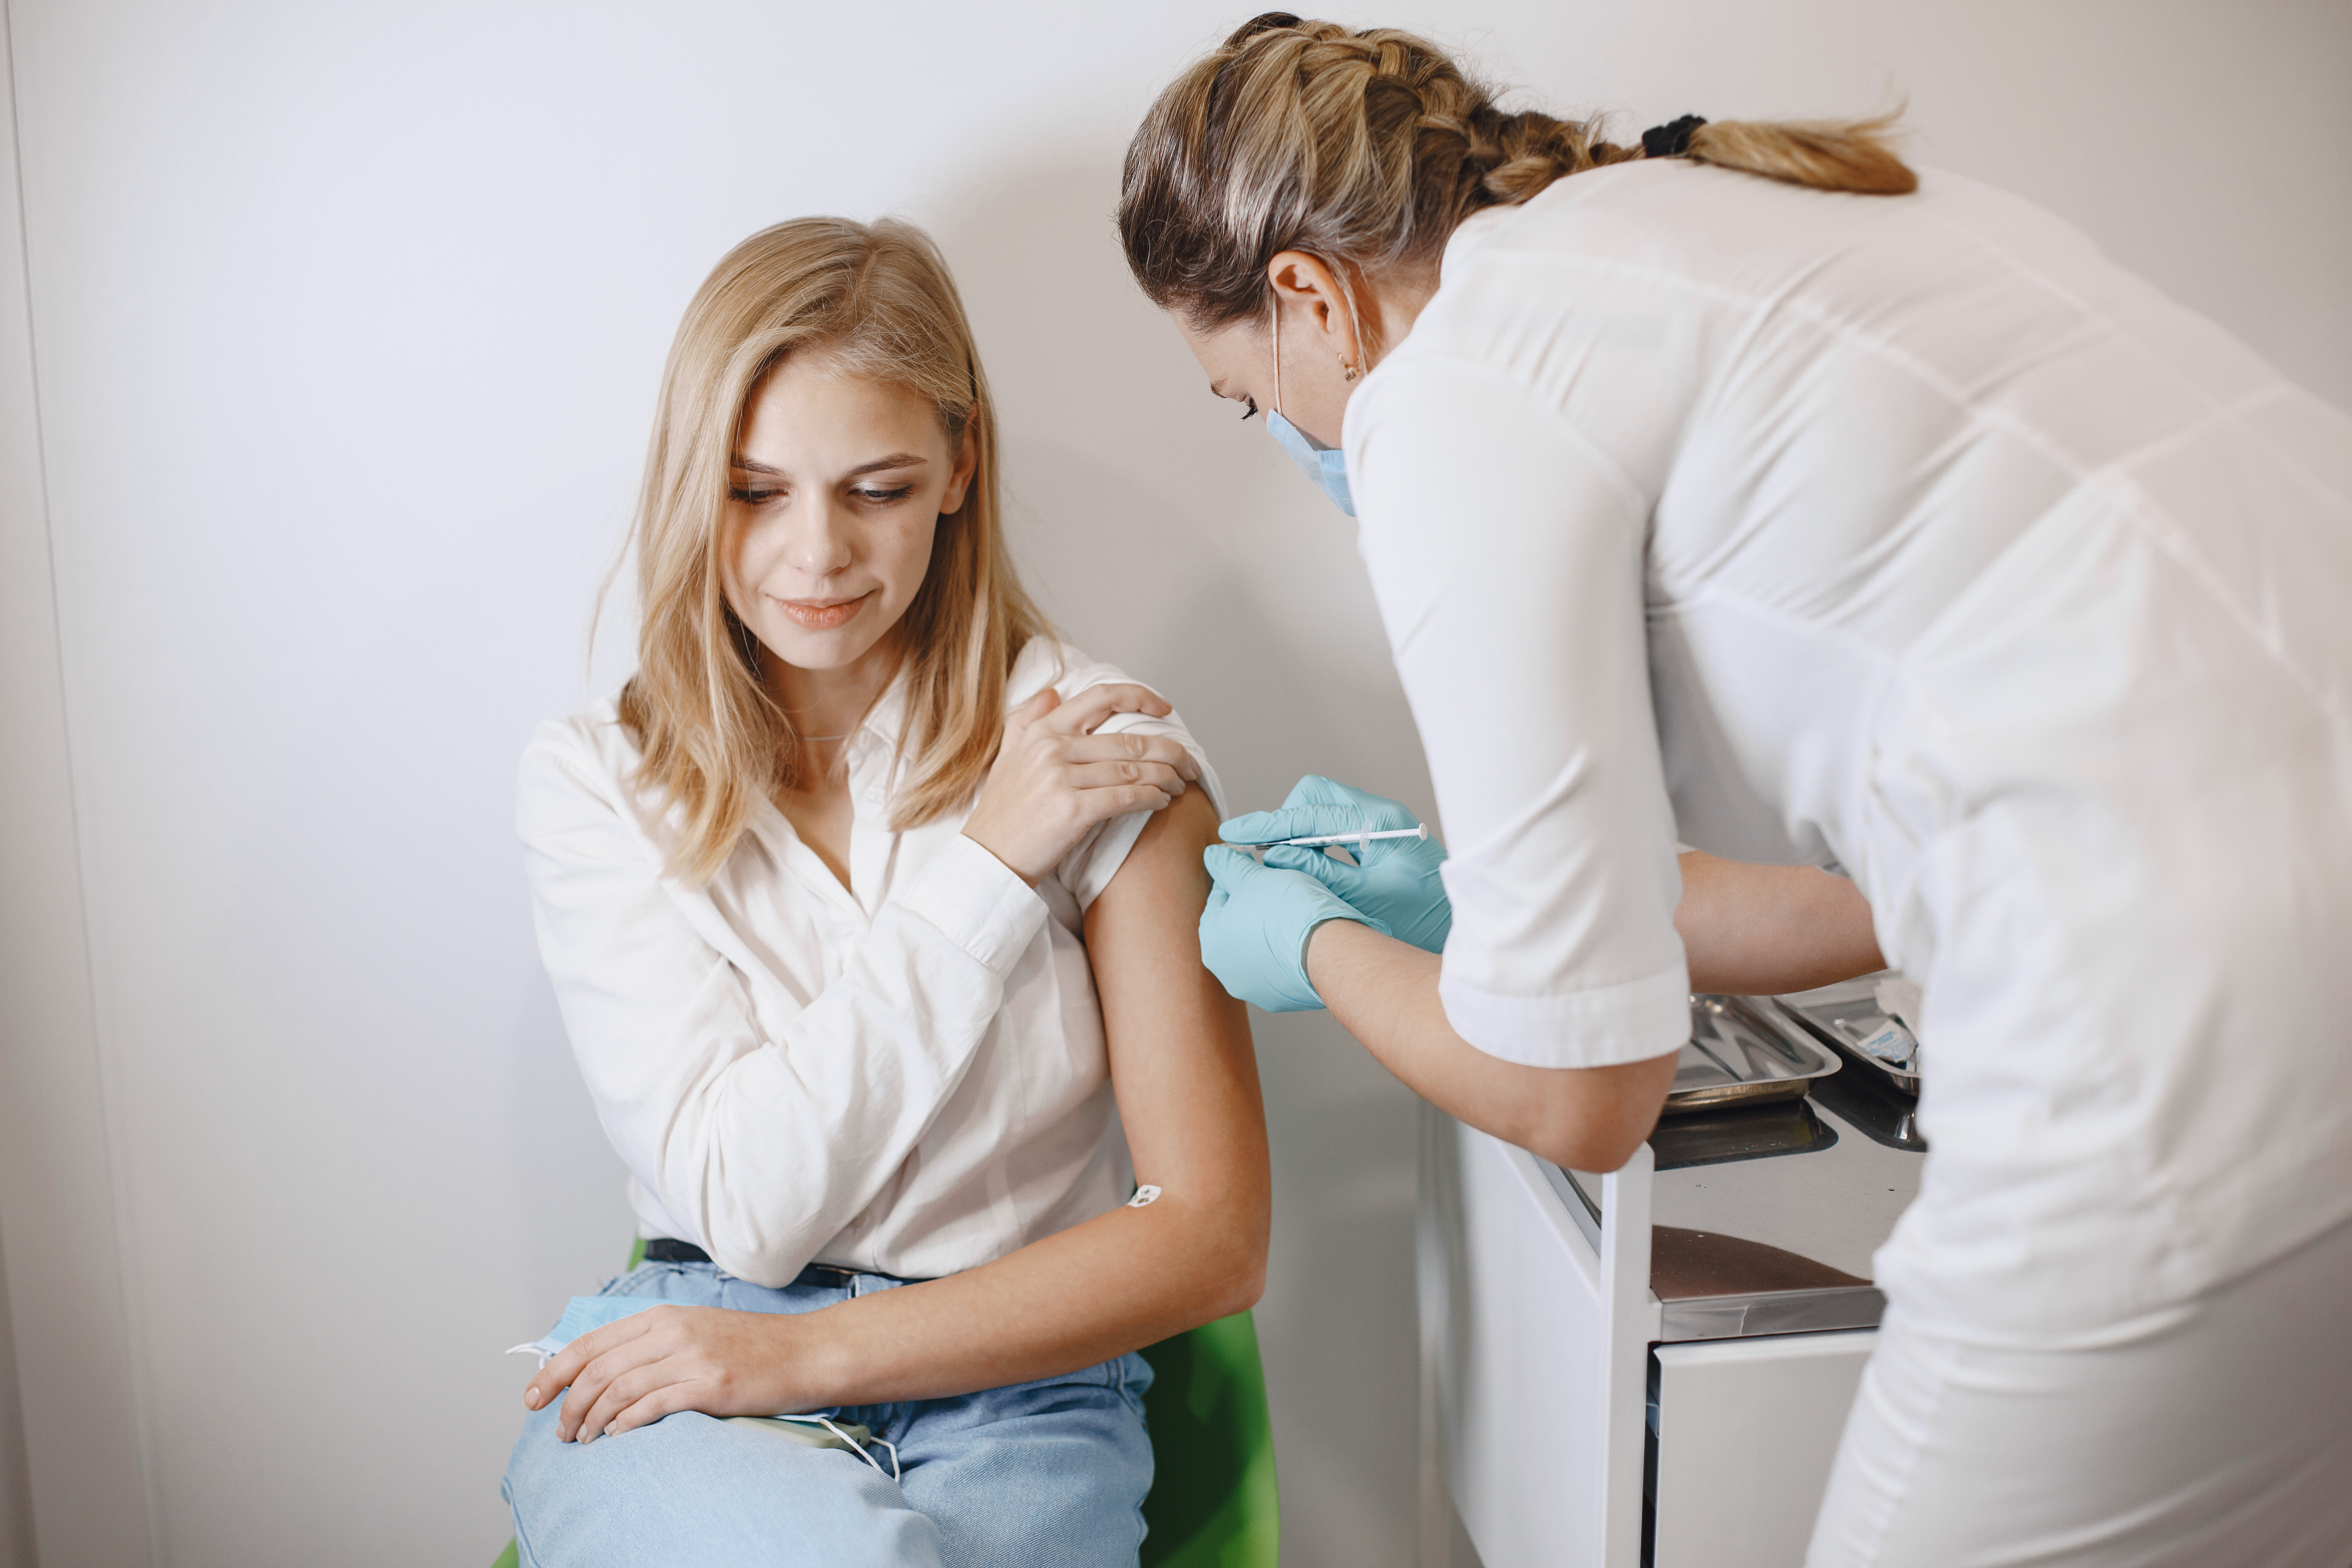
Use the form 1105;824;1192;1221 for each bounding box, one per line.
1663;995;1842;1116
1771;974;1923;1096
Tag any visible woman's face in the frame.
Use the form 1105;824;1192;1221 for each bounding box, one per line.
1176;309;1354;450
1174;252;1374;450
721;357;975;681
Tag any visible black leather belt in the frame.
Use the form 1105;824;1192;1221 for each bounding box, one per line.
641;1238;862;1286
641;1238;713;1265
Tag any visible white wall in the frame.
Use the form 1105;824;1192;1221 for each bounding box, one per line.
0;2;2343;1564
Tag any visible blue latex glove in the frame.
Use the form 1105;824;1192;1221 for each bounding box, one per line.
1200;845;1390;1012
1221;776;1452;954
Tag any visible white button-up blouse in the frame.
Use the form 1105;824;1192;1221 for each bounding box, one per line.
517;639;1220;1287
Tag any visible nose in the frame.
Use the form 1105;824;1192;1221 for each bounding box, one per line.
780;492;855;580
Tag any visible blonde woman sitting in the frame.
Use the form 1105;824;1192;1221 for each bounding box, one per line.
502;217;1268;1568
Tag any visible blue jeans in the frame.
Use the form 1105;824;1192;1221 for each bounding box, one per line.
503;1261;1154;1568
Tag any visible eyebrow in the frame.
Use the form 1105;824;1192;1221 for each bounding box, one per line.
728;452;931;478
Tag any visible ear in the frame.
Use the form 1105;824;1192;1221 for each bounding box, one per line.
1264;250;1363;364
939;420;980;516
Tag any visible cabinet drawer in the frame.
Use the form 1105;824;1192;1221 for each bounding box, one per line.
1649;1330;1874;1568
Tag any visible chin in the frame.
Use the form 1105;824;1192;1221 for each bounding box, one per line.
757;617;886;673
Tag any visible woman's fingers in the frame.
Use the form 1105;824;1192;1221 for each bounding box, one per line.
1007;687;1060;732
556;1347;634;1441
1041;682;1172;735
961;683;1199;884
1059;730;1198;778
528;1312;655;1417
550;1310;683;1440
598;1376;708;1439
1062;758;1190;797
574;1354;705;1446
570;1356;657;1444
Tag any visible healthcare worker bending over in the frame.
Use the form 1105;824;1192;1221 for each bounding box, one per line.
1120;15;2352;1566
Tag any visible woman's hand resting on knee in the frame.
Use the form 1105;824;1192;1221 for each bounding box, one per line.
959;683;1198;885
527;1304;814;1445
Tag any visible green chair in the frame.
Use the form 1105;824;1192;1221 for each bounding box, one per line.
494;1243;1278;1567
1133;1309;1281;1567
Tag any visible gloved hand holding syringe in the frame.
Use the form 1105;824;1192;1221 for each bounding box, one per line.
1198;776;1454;1013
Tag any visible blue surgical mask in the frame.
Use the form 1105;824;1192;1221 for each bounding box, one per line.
1266;299;1357;517
1267;410;1355;517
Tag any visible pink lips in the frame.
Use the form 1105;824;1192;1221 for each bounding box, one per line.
773;592;871;631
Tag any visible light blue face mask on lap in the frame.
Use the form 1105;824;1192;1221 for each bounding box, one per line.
1266;296;1357;518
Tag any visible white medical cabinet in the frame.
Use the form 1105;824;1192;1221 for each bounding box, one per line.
1418;988;1927;1568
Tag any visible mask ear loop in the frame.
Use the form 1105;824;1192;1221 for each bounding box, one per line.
773;1414;903;1483
1333;270;1368;381
1271;269;1365;415
1270;295;1284;421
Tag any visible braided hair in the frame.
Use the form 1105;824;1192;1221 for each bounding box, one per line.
1118;13;1913;331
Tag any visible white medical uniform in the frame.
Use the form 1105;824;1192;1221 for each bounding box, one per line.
516;639;1216;1286
1343;161;2352;1563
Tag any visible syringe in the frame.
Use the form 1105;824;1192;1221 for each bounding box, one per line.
1248;824;1430;849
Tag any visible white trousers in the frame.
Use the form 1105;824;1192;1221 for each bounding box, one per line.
1807;1216;2352;1567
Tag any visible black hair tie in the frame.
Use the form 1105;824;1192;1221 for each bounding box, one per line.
1641;114;1708;159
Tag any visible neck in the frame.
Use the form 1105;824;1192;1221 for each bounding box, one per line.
1359;264;1441;373
763;635;902;748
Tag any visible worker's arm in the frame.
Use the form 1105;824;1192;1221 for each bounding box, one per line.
1219;780;1884;1002
1675;850;1883;996
1199;813;1878;1172
1307;917;1678;1172
1298;851;1880;1169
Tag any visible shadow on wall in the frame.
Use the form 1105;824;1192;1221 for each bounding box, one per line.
926;156;1434;815
926;154;1441;1568
498;979;638;1307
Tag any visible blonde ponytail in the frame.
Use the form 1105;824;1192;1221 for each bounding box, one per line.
1686;114;1915;197
1119;13;1915;329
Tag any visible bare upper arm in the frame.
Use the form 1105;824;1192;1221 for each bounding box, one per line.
1082;792;1268;1223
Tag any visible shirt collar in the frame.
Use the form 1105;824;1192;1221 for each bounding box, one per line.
849;669;911;755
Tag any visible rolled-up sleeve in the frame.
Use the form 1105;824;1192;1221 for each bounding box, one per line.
1348;354;1689;1068
518;724;1047;1285
1042;655;1225;910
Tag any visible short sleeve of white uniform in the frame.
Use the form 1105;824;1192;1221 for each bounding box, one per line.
1348;352;1688;1068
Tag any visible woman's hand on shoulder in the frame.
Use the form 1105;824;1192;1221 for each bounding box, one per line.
961;684;1200;885
525;1304;823;1444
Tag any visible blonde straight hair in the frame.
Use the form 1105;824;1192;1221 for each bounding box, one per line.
1118;13;1915;330
616;217;1049;883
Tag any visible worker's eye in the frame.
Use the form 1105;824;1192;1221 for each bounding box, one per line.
1240;398;1260;422
851;484;916;505
729;486;783;505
